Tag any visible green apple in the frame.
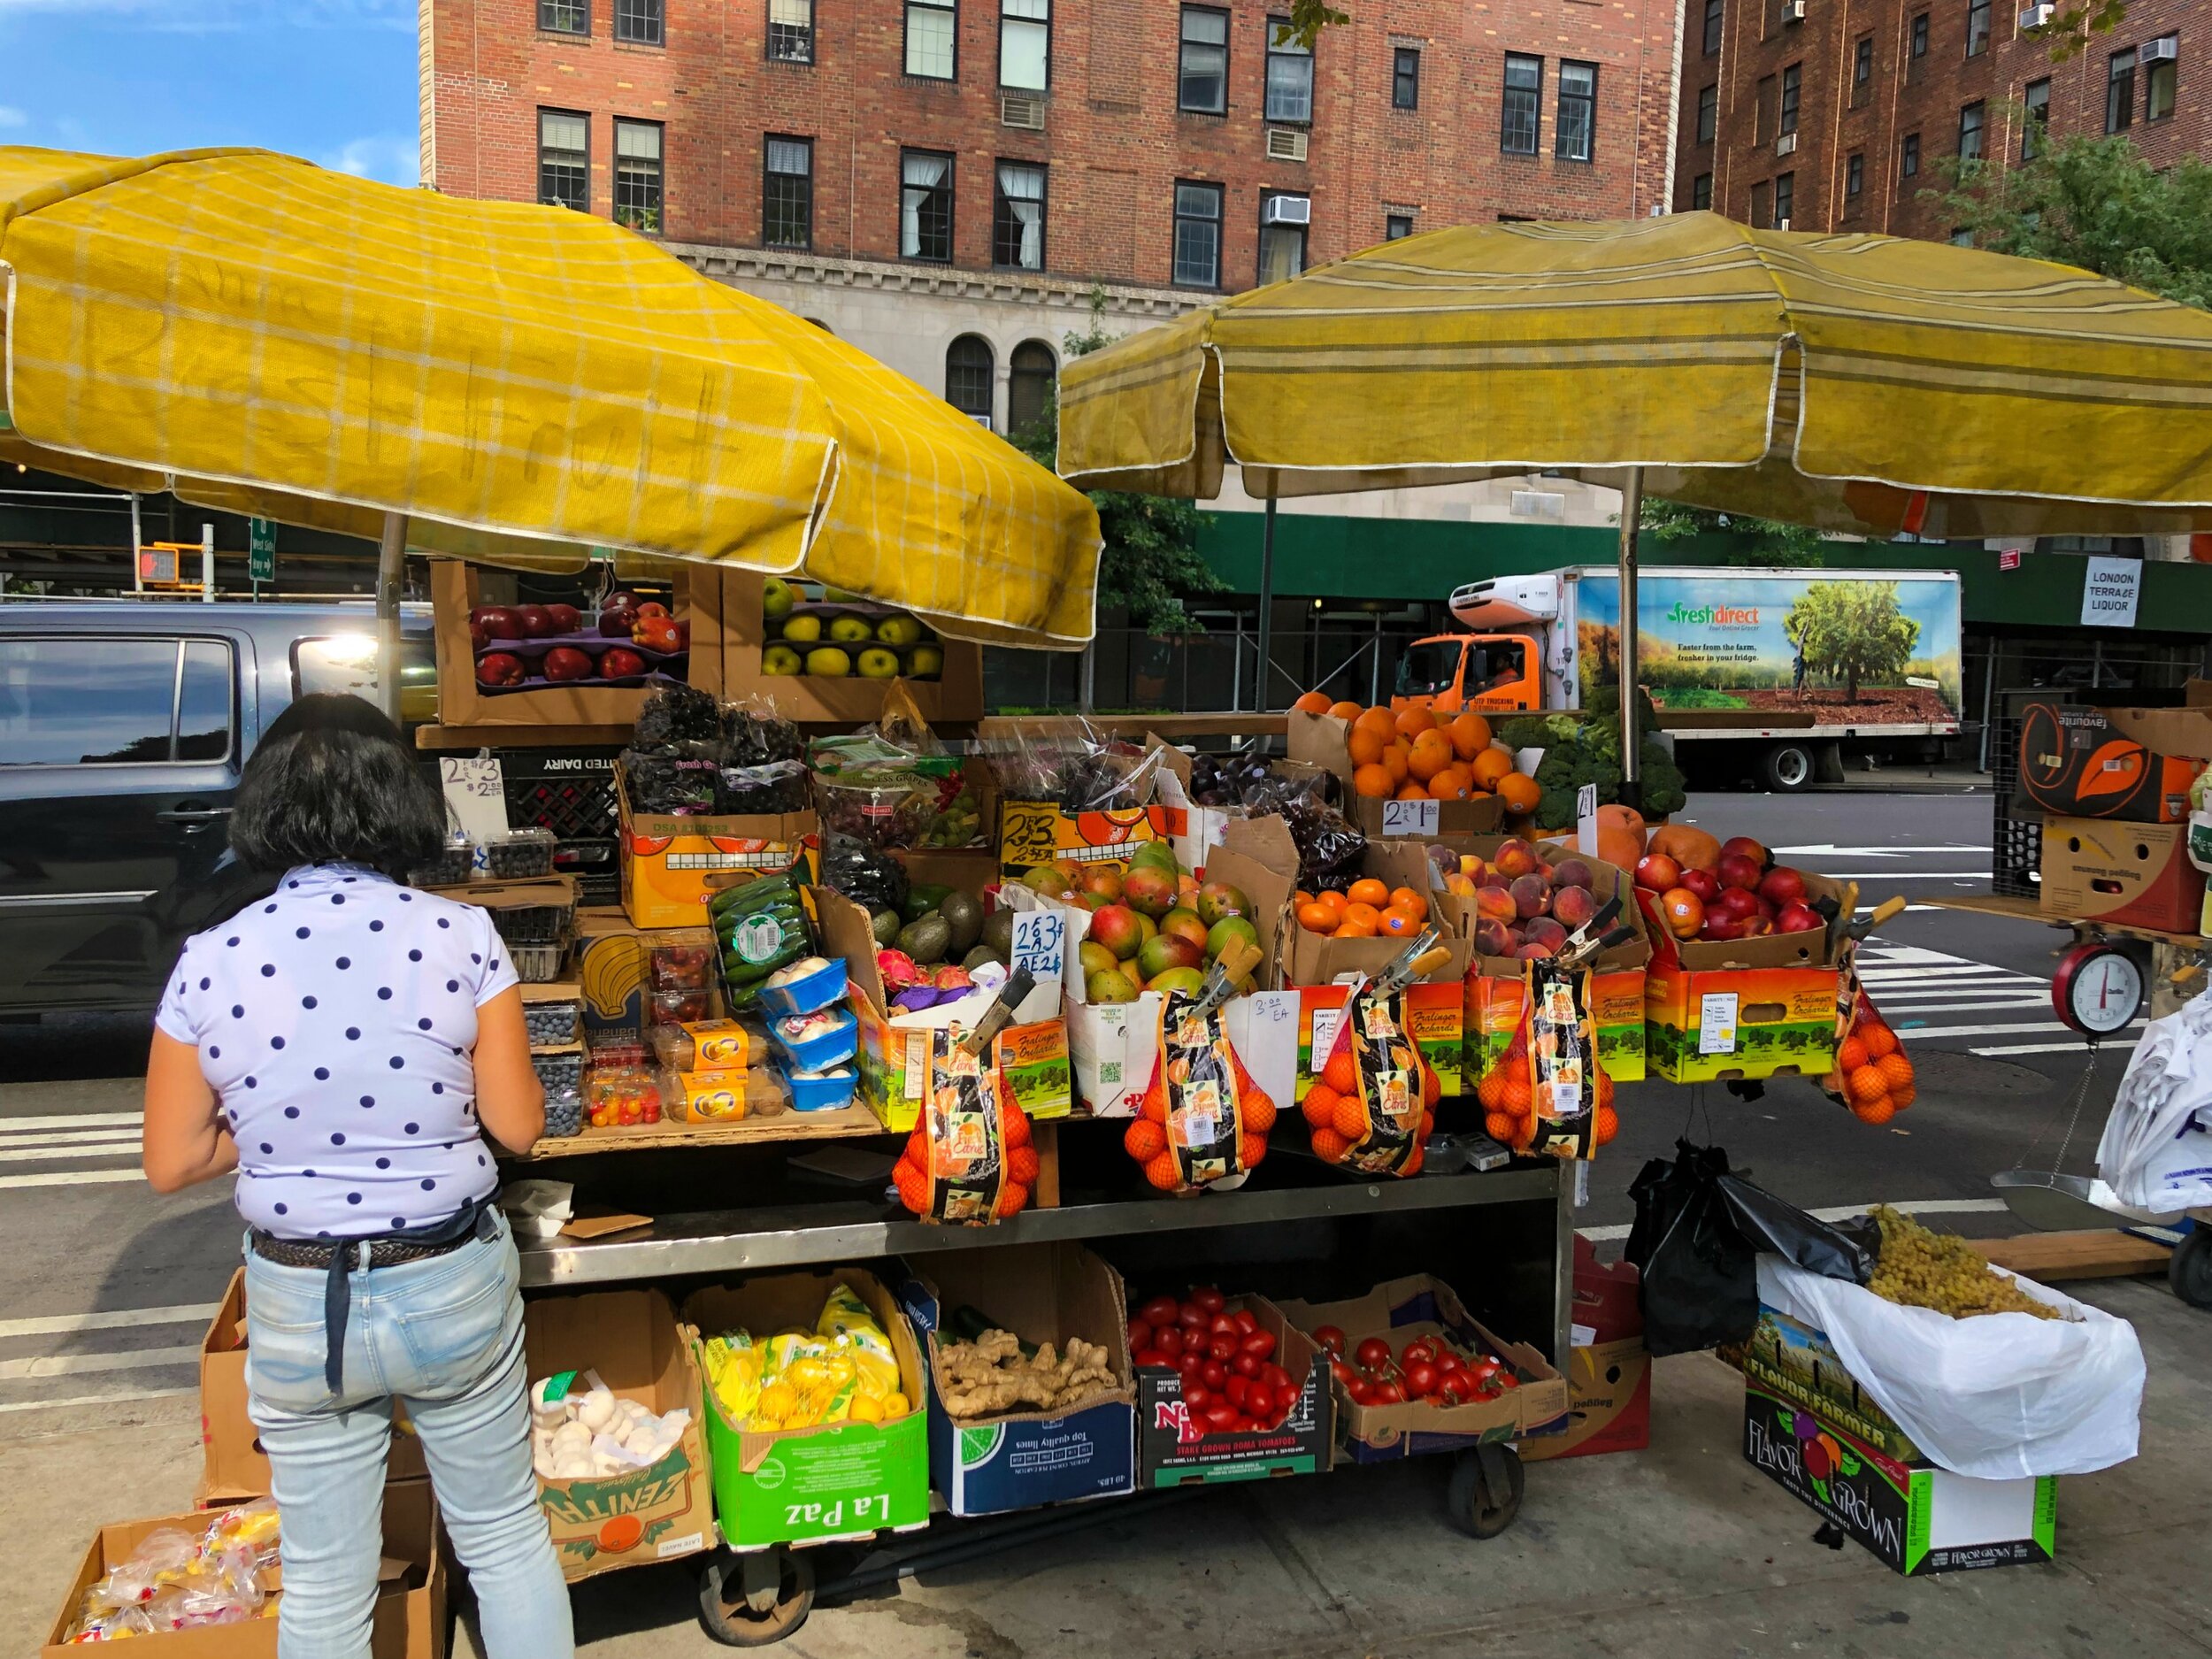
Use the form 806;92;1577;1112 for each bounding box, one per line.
875;614;923;647
856;647;901;679
780;612;822;644
821;586;860;603
804;646;852;677
761;576;795;620
906;644;944;679
828;614;875;645
763;644;803;675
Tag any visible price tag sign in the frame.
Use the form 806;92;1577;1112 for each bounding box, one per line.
1010;909;1065;987
1697;991;1740;1055
1379;796;1440;837
438;757;510;848
1576;782;1599;857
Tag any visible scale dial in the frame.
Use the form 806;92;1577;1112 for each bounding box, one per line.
2051;942;2145;1038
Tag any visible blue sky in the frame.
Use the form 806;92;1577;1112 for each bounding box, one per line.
0;1;419;185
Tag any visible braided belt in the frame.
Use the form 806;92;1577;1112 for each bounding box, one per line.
250;1231;473;1271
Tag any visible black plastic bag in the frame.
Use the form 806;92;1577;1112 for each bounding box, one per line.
1624;1141;1875;1358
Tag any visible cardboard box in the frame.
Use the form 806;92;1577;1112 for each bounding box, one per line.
897;1243;1137;1517
1520;1236;1650;1463
197;1269;426;1507
43;1478;445;1658
572;909;720;1045
2015;695;2210;824
683;1269;930;1548
523;1287;718;1580
1742;1306;2057;1575
721;569;983;725
616;764;816;931
1277;1275;1568;1465
432;558;723;731
1637;876;1843;1083
1134;1295;1331;1486
2040;817;2208;934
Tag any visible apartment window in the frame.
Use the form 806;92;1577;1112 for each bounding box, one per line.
1909;11;1928;78
764;136;812;249
1172;180;1223;286
1697;82;1717;143
1394;46;1421;108
1692;171;1713;209
1556;61;1597;159
1755;73;1776;141
1901;130;1920;176
1773;170;1794;224
993;162;1047;268
905;0;956;79
1704;0;1724;53
612;119;663;232
946;335;995;426
1502;53;1542;154
1386;211;1415;238
2147;37;2177;122
1258;194;1308;284
1749;180;1771;228
2023;77;2049;156
768;0;813;62
2107;48;2135;131
1266;18;1314;122
1002;0;1049;89
537;110;589;212
613;0;663;44
1179;7;1229;113
1852;35;1873;103
1965;0;1988;56
902;150;955;260
1780;61;1801;133
1958;98;1984;158
1846;150;1864;205
1949;227;1974;245
540;0;588;34
1008;341;1056;435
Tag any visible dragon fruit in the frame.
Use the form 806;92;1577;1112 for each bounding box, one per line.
932;965;972;992
876;949;922;991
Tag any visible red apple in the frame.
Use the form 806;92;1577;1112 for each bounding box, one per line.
471;604;518;639
1633;852;1682;894
468;619;488;652
1777;902;1824;933
476;651;525;687
1757;866;1808;907
1754;894;1778;921
600;646;648;679
1739;915;1773;937
634;601;671;621
1713;886;1761;921
1701;915;1745;941
1716;852;1763;892
542;646;594;681
512;604;556;638
544;603;583;634
1721;835;1770;867
1679;867;1721;904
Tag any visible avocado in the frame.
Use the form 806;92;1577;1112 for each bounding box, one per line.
871;908;904;946
963;942;1004;971
897;913;953;965
980;907;1016;961
938;890;983;953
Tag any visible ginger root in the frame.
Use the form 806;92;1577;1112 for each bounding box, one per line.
937;1330;1118;1419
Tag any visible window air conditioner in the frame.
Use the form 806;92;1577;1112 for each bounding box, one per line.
2017;3;2054;25
1265;127;1310;162
1776;131;1798;156
1781;0;1806;21
1775;217;1793;231
1001;94;1046;129
1263;195;1312;226
2141;35;2177;59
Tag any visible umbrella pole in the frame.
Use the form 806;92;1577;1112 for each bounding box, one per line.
376;511;409;725
1255;495;1279;713
1616;468;1643;811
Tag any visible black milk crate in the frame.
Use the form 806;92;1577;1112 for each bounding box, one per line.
496;747;621;903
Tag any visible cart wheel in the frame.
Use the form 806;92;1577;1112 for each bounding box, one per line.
2170;1231;2212;1311
697;1546;815;1647
1446;1444;1525;1540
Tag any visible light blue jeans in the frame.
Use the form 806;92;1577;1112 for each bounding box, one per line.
243;1211;574;1659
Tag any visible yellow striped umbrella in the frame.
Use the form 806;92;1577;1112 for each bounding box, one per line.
0;145;1101;685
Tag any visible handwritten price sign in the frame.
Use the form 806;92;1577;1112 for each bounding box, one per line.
1379;796;1440;837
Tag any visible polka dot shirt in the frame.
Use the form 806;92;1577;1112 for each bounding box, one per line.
156;864;516;1240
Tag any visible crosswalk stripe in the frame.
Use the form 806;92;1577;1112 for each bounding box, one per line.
1970;1039;2139;1056
1878;997;2054;1014
0;1344;202;1381
0;1304;219;1340
0;1386;195;1416
0;1129;143;1151
0;1113;143;1132
1898;1018;2145;1040
0;1144;142;1165
1857;968;2043;983
0;1170;148;1190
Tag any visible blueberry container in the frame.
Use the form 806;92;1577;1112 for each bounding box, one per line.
524;999;581;1046
484;826;558;879
785;1065;858;1112
509;942;569;984
491;896;575;948
407;839;476;889
771;1005;857;1074
756;957;849;1021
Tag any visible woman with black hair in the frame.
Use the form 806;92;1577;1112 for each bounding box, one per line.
142;695;572;1659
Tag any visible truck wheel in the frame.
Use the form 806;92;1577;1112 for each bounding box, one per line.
1763;742;1816;793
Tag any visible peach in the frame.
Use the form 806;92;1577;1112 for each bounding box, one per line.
1515;941;1555;960
1551;858;1594;890
1474;887;1519;925
1460;854;1488;881
1525;916;1569;951
1474;918;1517;958
1509;874;1551;919
1492;837;1539;879
1551;884;1597;930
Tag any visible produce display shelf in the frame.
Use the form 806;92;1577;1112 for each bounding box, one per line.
1930;891;2204;949
513;1101;886;1160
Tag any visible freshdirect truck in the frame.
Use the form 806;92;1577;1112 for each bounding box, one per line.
1396;566;1963;791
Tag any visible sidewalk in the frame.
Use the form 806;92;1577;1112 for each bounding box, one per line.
1814;762;1992;794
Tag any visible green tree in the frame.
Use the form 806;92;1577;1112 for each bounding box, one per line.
1783;580;1920;702
1011;288;1224;636
1931;134;2212;310
1638;496;1824;566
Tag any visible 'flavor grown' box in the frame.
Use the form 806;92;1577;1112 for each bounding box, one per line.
1638;872;1843;1083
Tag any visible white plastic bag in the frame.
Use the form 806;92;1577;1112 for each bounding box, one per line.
1757;1256;2144;1479
2097;988;2212;1211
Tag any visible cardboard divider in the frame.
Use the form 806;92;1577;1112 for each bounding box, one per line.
522;1287;717;1580
1520;1236;1651;1463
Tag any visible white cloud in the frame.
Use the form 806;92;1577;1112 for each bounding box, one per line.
0;107;27;129
324;134;419;188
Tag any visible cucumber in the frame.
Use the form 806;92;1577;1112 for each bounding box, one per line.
712;875;799;919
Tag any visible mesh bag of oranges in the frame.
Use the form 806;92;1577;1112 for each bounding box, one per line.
892;1029;1039;1222
1824;993;1916;1125
1121;985;1277;1193
1298;981;1441;1175
1472;961;1616;1157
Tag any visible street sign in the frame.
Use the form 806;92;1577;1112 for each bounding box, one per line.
248;518;276;584
1998;548;2023;571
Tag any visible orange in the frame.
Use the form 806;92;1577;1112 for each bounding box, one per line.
1861;1024;1899;1059
1124;1118;1167;1161
1381;741;1410;784
1294;889;1315;907
1428;768;1472;802
1497;772;1541;815
1348;726;1388;767
1296;901;1337;933
1847;1065;1889;1104
1353;763;1394;799
1502;1078;1533;1118
1310;1127;1350;1164
1145;1150;1185;1189
1476;1074;1505;1110
1327;700;1363;722
1447;711;1493;759
1388;887;1429;921
1394;705;1437;740
1407;730;1454;781
1837;1035;1869;1072
1395;781;1429;801
1322;1050;1358;1094
1891;1080;1916;1110
1316;887;1348;915
1852;1096;1896;1125
1333;918;1375;939
1354;706;1397;741
1344;899;1382;929
1485;1110;1518;1141
1596;1070;1615;1108
1293;690;1333;715
1877;1052;1915;1092
1594;1105;1620;1147
1301;1083;1340;1128
1471;748;1515;789
1348;878;1389;907
1332;1092;1369;1139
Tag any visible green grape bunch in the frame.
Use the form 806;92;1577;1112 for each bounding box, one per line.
1865;1206;2064;1321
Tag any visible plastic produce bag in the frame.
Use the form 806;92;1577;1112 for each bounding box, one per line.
979;716;1163;810
2097;987;2212;1212
1624;1141;1873;1357
1757;1256;2146;1479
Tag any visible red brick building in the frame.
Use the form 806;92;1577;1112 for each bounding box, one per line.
423;0;1679;435
1673;0;2205;236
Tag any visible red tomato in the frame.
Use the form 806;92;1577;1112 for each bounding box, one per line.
1224;1375;1250;1409
1155;1325;1185;1357
1369;1381;1405;1405
1441;1371;1477;1402
1177;1352;1204;1380
1202;1402;1237;1432
1202;1360;1228;1389
1404;1362;1439;1397
1192;1286;1225;1314
1207;1335;1237;1363
1402;1340;1436;1367
1240;1331;1277;1361
1466;1358;1501;1383
1133;1348;1168;1367
1127;1319;1151;1354
1497;1373;1520;1390
1434;1350;1463;1375
1184;1384;1210;1411
1242;1382;1273;1420
1175;1304;1208;1332
1329;1358;1356;1386
1206;1312;1236;1336
1262;1363;1292;1389
1232;1352;1261;1379
1347;1380;1374;1405
1139;1296;1179;1329
1231;1310;1257;1335
1355;1337;1393;1371
1313;1325;1348;1356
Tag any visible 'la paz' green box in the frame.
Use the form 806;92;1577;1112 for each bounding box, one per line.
682;1269;930;1549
